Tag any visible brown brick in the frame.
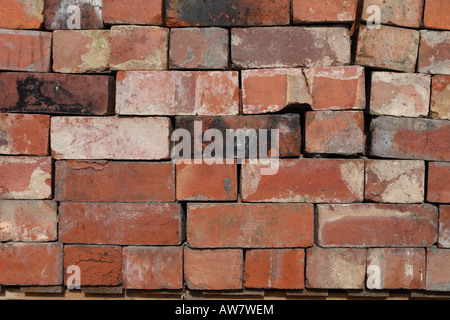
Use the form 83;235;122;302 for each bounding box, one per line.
439;206;450;248
362;0;424;28
431;75;450;120
293;0;358;23
426;248;450;291
418;30;450;75
103;0;163;25
0;0;44;29
428;162;450;203
45;0;103;30
424;0;450;30
59;202;183;245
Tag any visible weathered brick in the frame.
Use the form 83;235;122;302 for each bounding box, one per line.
424;0;450;30
0;200;57;242
245;249;305;289
356;25;419;72
184;248;243;290
426;248;450;291
418;30;450;75
176;162;237;201
51;117;171;160
0;72;114;115
0;157;52;200
116;71;239;115
428;162;450;203
110;26;168;71
293;0;358;23
0;29;51;72
52;30;110;73
187;204;314;248
306;247;366;289
64;245;122;286
45;0;103;30
439;206;450;248
165;0;290;27
242;69;311;114
242;159;364;203
370;116;450;161
59;202;183;245
55;161;174;202
318;204;438;247
0;114;49;156
362;0;424;28
0;0;44;29
169;28;228;70
305;111;366;155
122;246;183;290
103;0;162;25
0;243;62;285
175;114;301;158
365;160;425;203
367;248;426;289
304;66;365;111
370;72;431;117
232;27;351;69
431;75;450;119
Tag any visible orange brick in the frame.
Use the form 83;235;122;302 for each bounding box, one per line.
362;0;424;28
439;206;450;248
0;0;44;29
431;75;450;120
293;0;358;23
103;0;163;25
428;162;450;203
424;0;450;30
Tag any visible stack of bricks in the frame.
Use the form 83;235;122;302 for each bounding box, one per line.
0;0;449;299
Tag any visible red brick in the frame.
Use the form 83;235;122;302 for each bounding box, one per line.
305;111;365;155
169;28;228;70
0;114;49;156
0;243;62;285
426;248;450;291
122;246;183;290
370;117;450;161
64;245;122;286
55;161;174;202
51;117;171;160
241;69;311;114
232;27;351;69
428;162;450;203
0;156;52;200
0;30;51;72
184;248;243;290
424;0;450;30
0;72;114;115
367;248;426;289
418;30;450;74
245;249;305;289
362;0;424;28
306;247;366;289
318;204;438;247
176;162;237;201
52;30;110;73
365;160;425;203
165;0;290;27
45;0;103;29
356;25;419;73
103;0;162;25
293;0;358;23
59;202;183;245
304;66;365;111
110;26;168;71
0;200;57;242
439;206;450;247
370;72;431;117
431;75;450;120
116;71;239;115
0;0;44;29
187;204;314;248
242;159;364;203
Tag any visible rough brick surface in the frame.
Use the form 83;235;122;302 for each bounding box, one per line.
45;0;103;30
426;248;450;291
439;206;450;248
184;248;243;290
55;161;175;202
0;0;44;29
431;75;450;119
232;27;351;69
59;202;183;245
428;162;450;203
116;71;239;115
103;0;162;25
293;0;358;23
245;249;305;289
122;246;183;290
318;204;438;247
424;0;450;30
418;31;450;75
187;204;314;248
362;0;424;28
0;30;51;72
0;200;57;242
